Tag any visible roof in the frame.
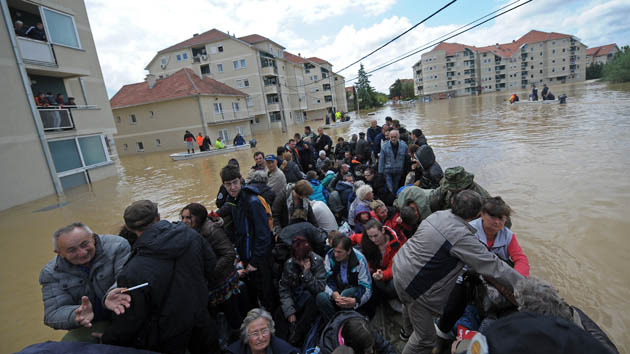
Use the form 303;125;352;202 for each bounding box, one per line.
238;34;285;49
283;51;308;64
110;69;246;109
308;57;332;66
516;30;572;45
158;28;230;54
345;86;355;93
586;43;618;57
430;42;478;56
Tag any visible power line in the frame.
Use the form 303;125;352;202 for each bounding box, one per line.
337;0;458;73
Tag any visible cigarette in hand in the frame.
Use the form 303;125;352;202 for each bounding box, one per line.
120;282;149;293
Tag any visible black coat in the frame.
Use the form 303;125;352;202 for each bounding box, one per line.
200;219;236;286
277;221;327;257
335;142;350;161
282;161;304;183
414;145;443;189
355;138;371;161
272;188;319;234
314;134;333;156
102;221;217;354
367;173;395;206
249;181;276;207
318;311;396;354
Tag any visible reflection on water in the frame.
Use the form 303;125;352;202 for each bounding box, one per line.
1;80;629;352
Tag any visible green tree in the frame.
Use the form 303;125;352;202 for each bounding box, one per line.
602;45;630;83
389;79;402;99
586;62;604;80
401;80;415;99
357;64;380;109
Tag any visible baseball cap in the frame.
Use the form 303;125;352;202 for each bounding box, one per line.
124;200;158;230
264;154;276;161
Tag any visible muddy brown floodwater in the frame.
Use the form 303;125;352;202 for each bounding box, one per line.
1;80;629;353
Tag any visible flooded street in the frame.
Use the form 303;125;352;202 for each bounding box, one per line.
1;80;629;353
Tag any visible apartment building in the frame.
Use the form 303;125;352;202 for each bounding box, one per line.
586;44;619;65
142;28;346;133
0;0;117;210
110;69;251;156
412;59;423;96
416;30;587;98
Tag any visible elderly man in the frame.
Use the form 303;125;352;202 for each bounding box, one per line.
393;191;523;354
378;129;408;193
265;154;287;196
101;200;218;353
314;127;333;158
39;222;130;341
246;151;268;183
366;120;380;146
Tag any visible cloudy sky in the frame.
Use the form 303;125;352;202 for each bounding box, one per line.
85;0;630;97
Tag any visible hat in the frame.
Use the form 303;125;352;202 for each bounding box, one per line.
264;154;276;161
441;166;474;191
484;312;609;354
124;200;158;230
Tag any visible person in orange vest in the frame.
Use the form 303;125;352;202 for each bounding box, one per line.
196;132;205;151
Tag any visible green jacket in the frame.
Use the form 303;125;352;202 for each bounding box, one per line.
429;181;491;213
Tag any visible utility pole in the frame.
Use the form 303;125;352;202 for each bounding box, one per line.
355;84;360;120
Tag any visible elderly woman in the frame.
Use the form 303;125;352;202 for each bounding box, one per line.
272;180;318;235
276;236;326;346
435;196;529;343
316;150;331;171
179;203;242;336
228;308;299;354
348;184;374;233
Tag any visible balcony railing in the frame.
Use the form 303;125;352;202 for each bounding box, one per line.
261;65;278;76
17;37;56;66
38;107;74;131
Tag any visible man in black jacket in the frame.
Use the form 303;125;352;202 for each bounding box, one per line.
101;200;219;354
314;127;333;158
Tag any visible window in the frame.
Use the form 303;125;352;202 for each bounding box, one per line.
48;135;109;175
201;64;210;75
218;45;223;52
240;59;246;68
233;60;238;69
232;102;240;112
42;8;81;48
552;49;556;54
116;116;121;123
161;57;167;65
213;103;223;113
149;111;154;119
217;63;223;72
269;45;274;54
156;139;161;147
183;53;188;59
211;46;217;54
540;69;543;74
136;142;144;152
246;96;253;107
236;126;244;136
236;79;250;88
269;112;282;122
123;143;128;151
176;54;182;61
129;114;137;125
314;75;318;80
219;129;229;142
312;98;320;104
562;67;565;71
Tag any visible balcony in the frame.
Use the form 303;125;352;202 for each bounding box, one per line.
209;109;249;124
266;103;280;111
17;37;56;67
38;107;74;131
264;85;278;94
261;65;278;76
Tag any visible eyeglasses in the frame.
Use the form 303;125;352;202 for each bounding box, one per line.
223;179;241;188
248;328;269;338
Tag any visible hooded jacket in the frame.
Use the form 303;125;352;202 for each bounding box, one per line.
323;248;372;309
309;179;329;203
414;144;443;189
392;210;523;314
318;311;396;354
230;184;274;268
393;186;432;221
279;253;326;318
272;186;319;234
102;220;217;353
40;234;130;330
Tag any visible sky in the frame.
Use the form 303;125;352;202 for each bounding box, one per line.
85;0;630;97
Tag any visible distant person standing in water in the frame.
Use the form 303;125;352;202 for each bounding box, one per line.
531;84;538;101
197;132;205;151
184;130;195;154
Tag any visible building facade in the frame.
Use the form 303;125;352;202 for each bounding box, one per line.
415;30;588;98
110;69;251;155
586;44;619;65
0;0;118;210
142;29;347;133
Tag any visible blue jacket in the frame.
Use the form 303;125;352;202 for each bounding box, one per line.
323;248;372;308
309;179;329;203
230;184;273;268
228;336;298;354
373;133;385;154
233;135;245;146
378;140;408;174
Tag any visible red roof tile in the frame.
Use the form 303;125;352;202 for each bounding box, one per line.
586;43;618;57
431;42;478;56
238;34;285;49
516;30;571;45
283;51;308;64
308;57;332;66
158;29;230;54
110;69;246;109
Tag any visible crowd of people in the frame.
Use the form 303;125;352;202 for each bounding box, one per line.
32;117;619;354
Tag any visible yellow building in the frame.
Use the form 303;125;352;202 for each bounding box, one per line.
110;69;251;155
0;0;118;210
586;44;619;66
416;30;587;98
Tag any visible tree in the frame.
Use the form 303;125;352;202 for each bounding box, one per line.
586;62;604;80
602;45;630;83
357;64;380;109
389;79;402;99
401;80;415;99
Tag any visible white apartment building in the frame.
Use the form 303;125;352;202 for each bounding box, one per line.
1;0;118;210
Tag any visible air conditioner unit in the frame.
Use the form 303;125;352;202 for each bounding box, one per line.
201;55;208;61
161;63;167;69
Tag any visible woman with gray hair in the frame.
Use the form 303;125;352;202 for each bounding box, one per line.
227;308;299;354
514;276;619;353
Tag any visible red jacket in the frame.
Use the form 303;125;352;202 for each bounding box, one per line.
350;226;407;281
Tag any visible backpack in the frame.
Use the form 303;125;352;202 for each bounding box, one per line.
256;195;274;232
